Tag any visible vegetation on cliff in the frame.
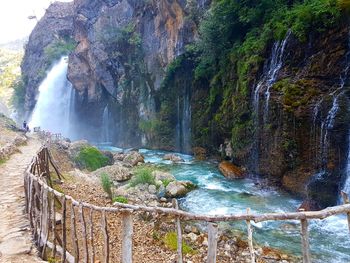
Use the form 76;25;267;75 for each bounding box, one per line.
165;0;350;157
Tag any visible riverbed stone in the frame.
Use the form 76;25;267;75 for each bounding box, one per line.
165;181;196;197
92;163;132;182
218;161;245;179
152;170;175;181
122;151;144;166
163;153;184;163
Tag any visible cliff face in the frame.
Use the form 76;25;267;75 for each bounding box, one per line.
21;2;74;113
22;0;350;208
65;0;208;146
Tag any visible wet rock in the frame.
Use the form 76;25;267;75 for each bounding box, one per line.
165;181;196;198
92;164;132;182
152;170;175;181
218;161;245;179
163;154;184;163
122;151;144;166
192;147;207;160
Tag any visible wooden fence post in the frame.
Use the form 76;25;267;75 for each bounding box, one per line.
89;208;95;263
207;223;218;263
70;202;79;262
341;191;350;232
61;196;67;263
121;211;133;263
246;208;255;263
101;210;110;263
172;199;183;263
79;204;89;263
300;218;311;263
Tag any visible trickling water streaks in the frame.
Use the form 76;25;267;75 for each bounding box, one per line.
264;30;291;123
251;30;291;172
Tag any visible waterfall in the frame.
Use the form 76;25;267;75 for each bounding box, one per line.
29;57;77;139
101;105;111;143
251;30;290;172
264;30;291;122
175;87;191;153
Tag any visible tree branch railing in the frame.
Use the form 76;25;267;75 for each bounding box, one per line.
24;147;350;263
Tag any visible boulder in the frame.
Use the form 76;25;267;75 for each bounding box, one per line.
92;164;132;182
113;152;126;162
122;151;144;166
192;147;206;160
163;154;184;163
152;170;175;181
165;181;196;198
218;161;245;179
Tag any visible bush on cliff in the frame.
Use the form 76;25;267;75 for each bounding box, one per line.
75;146;109;171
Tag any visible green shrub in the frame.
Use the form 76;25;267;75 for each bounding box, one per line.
44;37;76;65
163;232;195;255
100;173;113;199
129;167;156;187
161;179;173;188
112;196;128;204
75;146;109;171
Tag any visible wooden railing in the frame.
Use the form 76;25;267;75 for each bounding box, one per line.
24;147;350;263
33;127;64;144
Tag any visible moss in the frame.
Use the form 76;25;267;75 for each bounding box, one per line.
163;232;195;255
75;146;109;171
44;37;76;66
112;196;128;204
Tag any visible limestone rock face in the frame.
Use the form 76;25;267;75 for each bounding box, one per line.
218;161;245;179
21;2;74;113
92;163;132;182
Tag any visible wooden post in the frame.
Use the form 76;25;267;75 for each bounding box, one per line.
300;218;311;263
172;199;183;263
121;211;133;263
70;202;79;262
89;208;95;263
41;188;49;258
101;210;110;263
51;192;57;258
246;208;255;263
79;204;89;263
61;196;67;263
341;191;350;232
207;223;218;263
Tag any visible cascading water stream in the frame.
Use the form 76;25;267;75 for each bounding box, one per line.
175;87;191;153
101;105;111;143
29;57;77;139
251;30;290;172
264;30;291;122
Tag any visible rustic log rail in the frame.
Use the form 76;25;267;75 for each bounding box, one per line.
24;146;350;263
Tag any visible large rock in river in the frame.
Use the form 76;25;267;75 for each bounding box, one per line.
218;161;245;179
165;181;196;198
92;164;132;182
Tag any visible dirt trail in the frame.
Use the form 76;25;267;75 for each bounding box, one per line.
0;136;45;263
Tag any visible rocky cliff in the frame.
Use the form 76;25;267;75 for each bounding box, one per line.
21;0;350;209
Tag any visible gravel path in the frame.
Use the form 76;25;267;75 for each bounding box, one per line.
0;137;45;263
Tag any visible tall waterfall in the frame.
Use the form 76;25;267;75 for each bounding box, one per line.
29;57;77;139
175;87;191;153
101;105;111;143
